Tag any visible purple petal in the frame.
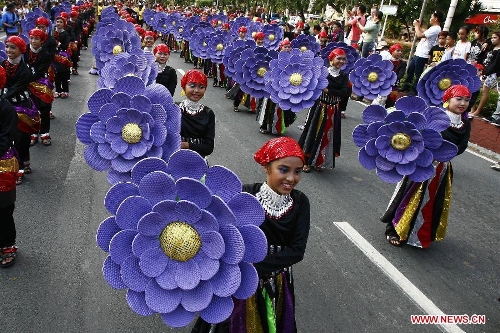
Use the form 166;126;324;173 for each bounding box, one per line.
152;200;178;224
160;305;196;327
115;196;152;230
127;290;154;316
210;262;241;297
352;124;371;147
84;144;110;171
385;148;403;163
139;246;170;277
174;259;201;290
155;261;178;290
410;164;435;182
97;216;120;252
227;193;265;227
199;296;233;324
421;129;444;149
167;149;207;180
139;171;176;205
132;234;159;257
384;111;406;123
200;231;225;260
195;251;220;280
137;212;167;237
359;148;377;170
176;178;212;209
176;200;203;224
431;140;458;162
76;113;98;144
205;196;238;226
219;224;245;264
204;166;242;202
395;161;417;175
416;149;434;167
181;280;213;312
395;96;428;116
131;157;169;184
375;156;395;172
121;255;152;292
233;261;259;299
103;255;126;289
145;280;181;313
104;182;139;215
377;168;403;183
239;225;267;262
109;229;136;264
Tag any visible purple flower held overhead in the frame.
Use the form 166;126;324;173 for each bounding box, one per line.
352;96;458;183
417;59;481;106
233;47;278;98
349;53;397;100
265;48;329;112
222;39;256;78
320;42;360;74
206;30;232;64
75;76;181;184
261;23;283;51
96;150;268;328
290;34;321;55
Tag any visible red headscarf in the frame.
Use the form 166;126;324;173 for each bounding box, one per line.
181;70;207;89
59;12;69;20
0;65;6;89
328;48;346;61
5;36;27;53
279;38;291;49
56;16;67;27
389;44;403;54
442;85;471;102
153;44;170;55
35;17;50;27
143;31;156;40
29;28;47;42
254;31;265;40
237;26;247;33
296;21;304;28
318;31;328;38
254;137;305;165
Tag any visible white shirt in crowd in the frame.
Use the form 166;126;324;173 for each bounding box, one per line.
414;25;442;58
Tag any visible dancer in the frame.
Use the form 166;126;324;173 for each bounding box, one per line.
381;85;472;248
192;136;310;333
153;44;177;96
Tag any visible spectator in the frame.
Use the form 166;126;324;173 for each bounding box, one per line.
469;25;490;65
357;10;382;58
440;31;457;62
1;3;19;37
428;31;448;66
346;4;366;49
402;11;444;94
452;26;471;60
330;20;344;43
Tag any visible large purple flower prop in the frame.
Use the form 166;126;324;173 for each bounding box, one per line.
352;96;458;183
349;54;397;100
190;23;215;59
92;19;143;70
206;30;232;64
291;34;321;55
0;42;7;63
143;9;156;27
416;59;481;106
171;17;186;41
320;42;360;74
152;12;169;35
97;50;157;89
182;16;202;42
21;8;52;35
230;17;251;39
264;48;328;112
234;47;278;98
222;39;256;78
261;23;283;50
75;76;181;184
96;151;267;328
165;12;182;34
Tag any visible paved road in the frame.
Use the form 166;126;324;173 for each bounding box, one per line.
0;43;499;333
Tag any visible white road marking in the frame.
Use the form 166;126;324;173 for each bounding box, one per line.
178;68;185;76
333;221;465;333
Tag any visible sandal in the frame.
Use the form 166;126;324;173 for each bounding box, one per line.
41;134;51;146
1;246;18;268
233;107;239;112
259;128;269;134
23;162;32;174
53;92;60;98
386;235;403;247
30;134;38;146
49;111;55;119
302;165;311;173
16;176;23;185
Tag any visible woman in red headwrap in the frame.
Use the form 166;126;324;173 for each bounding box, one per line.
1;36;36;185
192;137;310;333
142;30;156;52
26;28;54;147
153;44;177;96
0;64;19;267
179;70;215;158
298;48;350;172
381;85;472;248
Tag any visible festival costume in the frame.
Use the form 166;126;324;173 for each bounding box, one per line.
381;86;472;248
52;28;71;96
257;98;296;134
155;63;177;96
179;99;215;158
298;66;349;169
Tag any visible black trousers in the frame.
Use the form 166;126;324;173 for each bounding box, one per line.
55;71;70;93
14;129;30;166
39;104;51;135
0;204;16;248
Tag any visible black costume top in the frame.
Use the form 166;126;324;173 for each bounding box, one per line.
179;100;215;157
442;118;471;156
243;183;310;277
25;46;52;80
1;58;33;106
0;97;17;208
155;64;177;96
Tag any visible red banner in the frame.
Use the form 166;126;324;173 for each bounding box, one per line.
465;13;499;25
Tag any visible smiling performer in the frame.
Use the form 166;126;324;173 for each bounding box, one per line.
192;136;311;333
179;70;215;158
381;85;472;248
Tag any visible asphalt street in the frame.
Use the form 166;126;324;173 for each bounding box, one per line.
0;41;499;333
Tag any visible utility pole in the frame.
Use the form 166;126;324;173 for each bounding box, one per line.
443;0;459;31
407;0;428;62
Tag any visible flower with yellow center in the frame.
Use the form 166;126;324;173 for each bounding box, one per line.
121;123;142;144
438;78;451;90
159;221;201;262
391;133;411;150
257;67;267;77
289;73;303;86
367;72;378;83
113;45;123;55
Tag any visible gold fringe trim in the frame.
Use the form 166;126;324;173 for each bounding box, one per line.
395;183;424;241
0;157;19;173
436;166;452;241
246;294;264;333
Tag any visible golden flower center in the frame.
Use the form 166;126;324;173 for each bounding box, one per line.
113;45;123;55
121;123;142;144
159;222;201;262
300;46;307;52
289;73;303;86
438;78;452;90
203;41;207;46
367;72;378;82
391;133;411;150
268;34;275;41
257;67;267;77
163;24;166;28
179;28;183;33
216;43;224;51
172;21;176;26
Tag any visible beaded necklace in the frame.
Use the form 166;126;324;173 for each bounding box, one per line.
256;182;294;219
